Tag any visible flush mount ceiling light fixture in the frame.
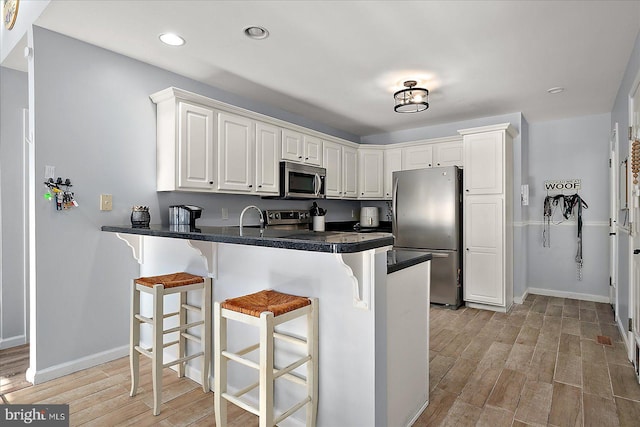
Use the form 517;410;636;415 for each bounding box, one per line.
394;80;429;113
159;33;185;46
244;26;269;40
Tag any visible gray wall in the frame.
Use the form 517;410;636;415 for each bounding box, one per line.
611;30;640;329
526;113;611;298
29;27;358;373
0;67;28;348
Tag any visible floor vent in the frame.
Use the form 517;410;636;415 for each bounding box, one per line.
596;335;613;346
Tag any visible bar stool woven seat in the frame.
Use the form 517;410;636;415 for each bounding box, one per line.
130;272;212;416
215;289;318;427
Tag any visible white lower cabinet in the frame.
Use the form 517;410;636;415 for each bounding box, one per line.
463;196;504;306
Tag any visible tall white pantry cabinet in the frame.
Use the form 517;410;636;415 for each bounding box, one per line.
459;123;516;312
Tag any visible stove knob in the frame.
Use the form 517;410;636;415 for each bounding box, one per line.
275;213;280;219
268;212;274;219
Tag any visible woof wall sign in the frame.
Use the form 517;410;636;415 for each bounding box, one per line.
544;179;582;192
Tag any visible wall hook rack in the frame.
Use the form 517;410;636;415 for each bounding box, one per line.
44;177;78;210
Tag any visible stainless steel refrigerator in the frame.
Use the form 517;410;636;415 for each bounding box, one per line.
392;166;462;308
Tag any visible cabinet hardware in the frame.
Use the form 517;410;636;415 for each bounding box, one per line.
258;185;262;188
428;164;431;167
437;163;440;166
209;181;214;184
465;189;469;192
248;184;253;188
305;157;309;160
298;156;303;159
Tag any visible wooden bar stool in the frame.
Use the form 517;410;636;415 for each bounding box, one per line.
214;290;318;427
130;272;212;415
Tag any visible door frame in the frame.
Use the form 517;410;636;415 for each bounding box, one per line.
628;69;640;371
610;122;619;315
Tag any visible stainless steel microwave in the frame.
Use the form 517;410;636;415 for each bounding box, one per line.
277;161;326;199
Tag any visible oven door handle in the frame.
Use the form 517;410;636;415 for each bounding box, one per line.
314;173;321;197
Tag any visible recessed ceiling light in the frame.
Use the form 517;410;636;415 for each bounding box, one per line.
547;87;565;94
159;33;185;46
244;26;269;40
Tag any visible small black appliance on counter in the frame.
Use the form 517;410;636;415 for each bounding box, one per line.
169;205;203;228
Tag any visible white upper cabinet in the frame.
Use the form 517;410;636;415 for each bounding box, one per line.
255;121;280;195
433;141;463;167
383;148;402;199
358;149;384;199
402;145;433;170
342;145;358;198
463;131;504;194
323;141;358;199
177;102;216;190
303;134;323;166
282;129;322;166
217;112;254;192
323;141;343;198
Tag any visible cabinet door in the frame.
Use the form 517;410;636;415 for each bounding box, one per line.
323;141;343;198
255;122;280;195
402;145;433;170
178;102;215;190
342;146;358;198
303;134;323;166
358;149;384;199
281;129;303;162
464;196;504;305
217;112;253;192
464;131;503;194
384;148;402;199
434;141;463;167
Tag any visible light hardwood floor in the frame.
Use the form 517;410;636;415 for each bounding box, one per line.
2;294;640;426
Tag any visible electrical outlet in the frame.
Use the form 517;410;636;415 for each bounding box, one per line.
100;194;113;211
222;207;229;220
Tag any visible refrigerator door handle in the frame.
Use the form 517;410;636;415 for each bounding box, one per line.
392;177;398;233
430;252;451;258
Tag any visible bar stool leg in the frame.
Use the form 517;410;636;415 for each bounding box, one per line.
202;278;212;392
129;281;140;397
152;284;164;416
214;302;227;427
259;312;275;427
178;289;187;378
306;298;319;427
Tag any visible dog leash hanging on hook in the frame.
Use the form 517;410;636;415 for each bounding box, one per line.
542;193;588;280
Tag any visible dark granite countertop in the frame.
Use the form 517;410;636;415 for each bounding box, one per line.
101;224;394;254
387;249;432;274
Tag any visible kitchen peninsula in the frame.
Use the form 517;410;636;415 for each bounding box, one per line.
102;224;431;427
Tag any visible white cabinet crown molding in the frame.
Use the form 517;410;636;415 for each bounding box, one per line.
150;87;358;148
458;123;518;138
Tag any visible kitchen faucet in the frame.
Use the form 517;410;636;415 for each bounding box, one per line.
239;205;264;236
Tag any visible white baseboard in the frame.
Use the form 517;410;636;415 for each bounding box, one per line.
518;287;610;304
29;345;129;385
0;334;27;350
514;290;529;305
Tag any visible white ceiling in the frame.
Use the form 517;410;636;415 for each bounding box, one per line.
6;0;640;137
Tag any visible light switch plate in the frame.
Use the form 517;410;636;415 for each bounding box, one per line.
100;194;113;211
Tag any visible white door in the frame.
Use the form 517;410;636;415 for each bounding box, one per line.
383;148;402;199
303;134;323;166
433;141;464;167
281;129;303;162
630;77;640;374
